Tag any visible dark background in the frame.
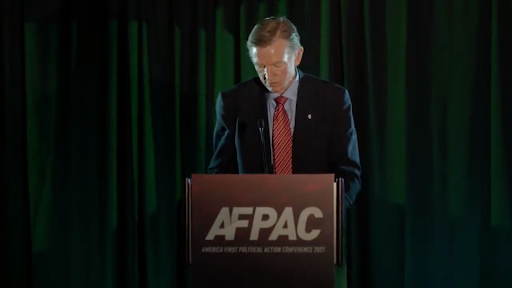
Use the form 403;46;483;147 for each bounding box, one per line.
2;0;511;287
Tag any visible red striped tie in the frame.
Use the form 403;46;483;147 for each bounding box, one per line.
273;95;293;174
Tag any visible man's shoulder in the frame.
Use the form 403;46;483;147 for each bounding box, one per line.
214;77;261;110
301;73;347;94
300;73;350;104
219;77;262;96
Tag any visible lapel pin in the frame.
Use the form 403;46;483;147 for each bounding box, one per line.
307;114;311;119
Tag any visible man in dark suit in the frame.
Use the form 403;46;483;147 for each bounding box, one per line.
207;16;361;209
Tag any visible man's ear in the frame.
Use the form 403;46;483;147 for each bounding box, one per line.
294;46;304;66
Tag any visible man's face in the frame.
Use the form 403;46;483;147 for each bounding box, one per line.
250;38;303;94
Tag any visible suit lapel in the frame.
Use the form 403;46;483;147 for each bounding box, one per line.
293;72;315;171
293;70;308;139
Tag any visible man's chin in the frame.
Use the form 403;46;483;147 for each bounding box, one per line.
267;86;283;94
261;81;282;93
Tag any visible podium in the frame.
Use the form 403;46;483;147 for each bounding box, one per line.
183;174;344;288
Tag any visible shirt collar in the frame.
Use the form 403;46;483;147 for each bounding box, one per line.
267;69;300;102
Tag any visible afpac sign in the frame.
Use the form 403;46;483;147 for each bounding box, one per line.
205;207;323;241
189;174;336;288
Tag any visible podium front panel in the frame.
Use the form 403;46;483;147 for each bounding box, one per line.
189;174;335;288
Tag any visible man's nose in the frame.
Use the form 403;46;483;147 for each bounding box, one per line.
264;67;275;81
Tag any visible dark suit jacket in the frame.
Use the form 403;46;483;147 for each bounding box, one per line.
207;70;362;208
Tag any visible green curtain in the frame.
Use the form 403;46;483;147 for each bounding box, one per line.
2;0;511;288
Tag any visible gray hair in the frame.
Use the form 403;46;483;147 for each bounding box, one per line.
246;16;301;55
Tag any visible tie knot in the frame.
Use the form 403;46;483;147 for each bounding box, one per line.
275;95;288;106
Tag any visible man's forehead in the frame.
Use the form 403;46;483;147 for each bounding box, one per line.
251;46;289;62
